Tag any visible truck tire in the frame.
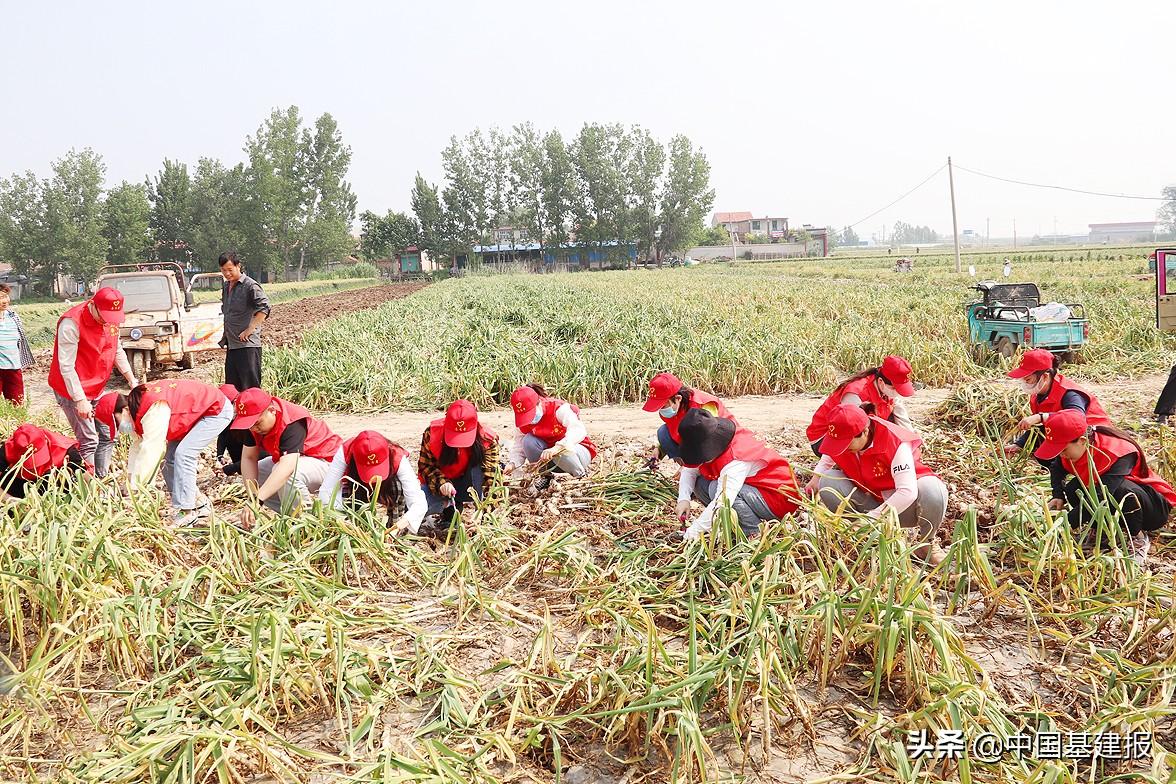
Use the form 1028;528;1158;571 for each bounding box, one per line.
130;350;151;381
995;337;1016;359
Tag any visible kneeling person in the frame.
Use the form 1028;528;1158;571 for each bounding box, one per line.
0;424;84;501
677;408;801;540
418;399;500;519
329;430;427;535
229;388;344;528
811;403;948;564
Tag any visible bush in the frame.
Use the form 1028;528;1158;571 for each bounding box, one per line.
309;262;381;281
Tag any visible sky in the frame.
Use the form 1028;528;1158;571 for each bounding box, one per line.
1;0;1172;241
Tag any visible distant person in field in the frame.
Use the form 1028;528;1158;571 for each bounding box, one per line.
219;251;270;466
641;372;737;465
1003;258;1012;278
418;399;501;525
1006;349;1110;461
1034;409;1173;565
505;383;596;496
48;287;138;476
809;403;948;566
322;429;428;535
0;424;84;502
0;284;34;404
95;380;235;527
676;408;801;540
806;355;917;455
229;387;344;529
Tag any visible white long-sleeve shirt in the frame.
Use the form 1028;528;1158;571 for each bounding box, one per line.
508;402;587;466
814;442;918;517
678;459;766;539
126;402;170;487
56;316;135;401
840;391;914;432
320;452;427;533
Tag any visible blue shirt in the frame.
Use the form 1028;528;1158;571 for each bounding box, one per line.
0;312;21;370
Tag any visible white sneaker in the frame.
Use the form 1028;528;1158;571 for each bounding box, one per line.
1129;532;1151;566
172;506;211;528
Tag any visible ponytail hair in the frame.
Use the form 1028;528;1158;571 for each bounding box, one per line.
1090;424;1152;475
831;367;882;398
676;386;693;415
525;383;548;397
126;385;148;420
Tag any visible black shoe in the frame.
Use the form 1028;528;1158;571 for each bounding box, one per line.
1157;414;1170;426
222;461;241;476
527;474;553;497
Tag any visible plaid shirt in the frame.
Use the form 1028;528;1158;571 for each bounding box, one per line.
5;310;34;369
418;427;500;495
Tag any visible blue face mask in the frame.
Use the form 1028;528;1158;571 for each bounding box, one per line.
531;406;543;425
659;404;677;418
118;419;135;434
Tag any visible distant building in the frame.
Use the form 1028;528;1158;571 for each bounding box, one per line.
1088;221;1157;243
712;211;790;242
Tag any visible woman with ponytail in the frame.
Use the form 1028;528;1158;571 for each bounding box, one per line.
806;355;918;455
506;383;596;496
1034;409;1173;564
1006;348;1110;458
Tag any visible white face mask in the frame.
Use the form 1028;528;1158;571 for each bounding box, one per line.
531;406;543;425
659;404;677;418
118;418;135;434
1018;378;1041;396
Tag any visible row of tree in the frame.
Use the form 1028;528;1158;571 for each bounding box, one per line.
0;106;355;294
360;123;715;265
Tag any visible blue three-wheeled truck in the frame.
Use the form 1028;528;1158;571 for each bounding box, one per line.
966;281;1089;363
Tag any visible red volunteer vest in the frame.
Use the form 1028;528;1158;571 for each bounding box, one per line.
259;398;342;462
1030;375;1110;426
697;427;800;519
1061;431;1176;505
830;417;936;499
807;375;895;443
134;380;226;441
48;303;121;400
425;420;499;479
661;390;735;444
520;398;597;458
343;435;407;479
8;427;78;478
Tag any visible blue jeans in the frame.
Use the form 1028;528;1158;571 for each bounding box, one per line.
692;474;776;537
520;434;591;477
162;397;235;509
423;466;486;514
657;424;682;462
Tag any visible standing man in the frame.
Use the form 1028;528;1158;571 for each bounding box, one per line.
219;252;270;466
48;286;138;476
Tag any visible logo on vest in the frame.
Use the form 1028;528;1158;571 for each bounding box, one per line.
872;464;886;478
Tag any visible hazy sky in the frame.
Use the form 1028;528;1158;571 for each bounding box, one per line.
2;0;1172;240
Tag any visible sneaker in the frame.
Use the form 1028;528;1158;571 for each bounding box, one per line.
527;473;553;497
925;542;949;567
222;461;241;477
172;506;211;528
1129;531;1151;565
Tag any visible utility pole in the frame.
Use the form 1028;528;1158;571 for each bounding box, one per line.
730;228;737;262
986;217;990;246
1013;217;1017;249
948;156;961;273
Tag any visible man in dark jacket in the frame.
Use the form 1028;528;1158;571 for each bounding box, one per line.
219;251;270;467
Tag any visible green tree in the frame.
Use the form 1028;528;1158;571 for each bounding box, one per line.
296;112;356;277
541;129;575;254
359;210;419;260
45;148;107;286
411;173;448;265
102;181;151;265
1159;185;1176;236
146;158;194;264
656;135;714;257
440;134;482;252
696;224;731;246
626;126;664;261
0;171;53;293
507;122;547;256
189;158;248;269
840;225;860;246
571;122;627;262
241;106;306;277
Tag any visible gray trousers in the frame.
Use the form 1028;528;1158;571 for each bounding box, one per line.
56;392;114;477
693;474;776;537
256;448;341;512
161;399;235;510
520;434;591;477
817;468;948;542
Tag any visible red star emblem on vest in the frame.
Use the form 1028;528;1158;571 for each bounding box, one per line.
168;382;178;389
554;426;564;435
873;464;886;478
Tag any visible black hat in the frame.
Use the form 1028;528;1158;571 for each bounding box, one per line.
678;408;736;466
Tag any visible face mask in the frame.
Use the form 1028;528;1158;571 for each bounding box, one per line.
1017;379;1040;396
118;419;135;434
531;407;543;425
658;405;677;418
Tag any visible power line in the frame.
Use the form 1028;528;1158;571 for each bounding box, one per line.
846;164;947;229
954;163;1168;201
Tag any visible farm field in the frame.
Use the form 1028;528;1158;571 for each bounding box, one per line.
3;251;1176;783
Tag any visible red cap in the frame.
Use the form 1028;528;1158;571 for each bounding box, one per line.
642;372;683;412
880;355;915;397
443;399;479;448
5;424;53;480
1008;348;1055;379
230;388;273;430
91;287;126;325
348;430;391;484
819;404;871;457
510;386;541;427
94;392;120;440
219;383;240;402
1033;409;1088;461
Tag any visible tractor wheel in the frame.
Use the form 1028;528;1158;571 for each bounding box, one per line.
1060;350;1084;365
995;337;1016;360
129;350;151;381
